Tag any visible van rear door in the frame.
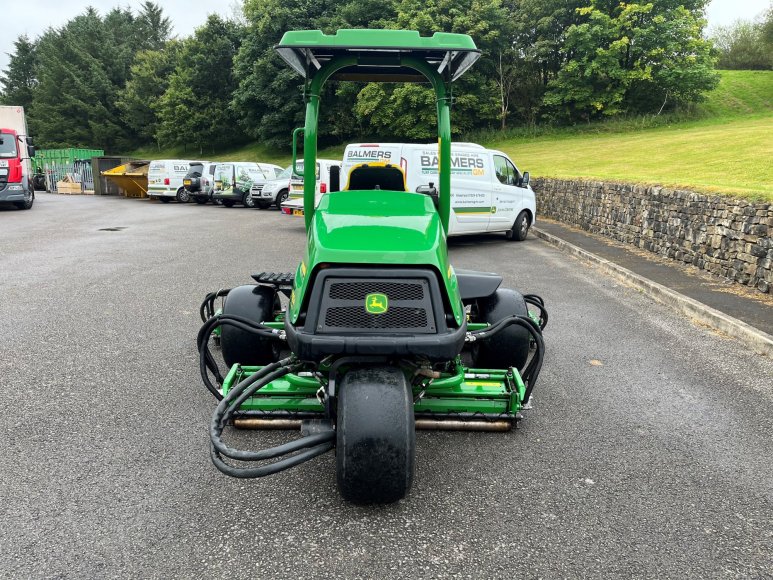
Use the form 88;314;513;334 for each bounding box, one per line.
342;144;402;187
407;146;492;234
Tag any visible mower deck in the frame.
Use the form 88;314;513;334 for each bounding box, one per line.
223;361;525;431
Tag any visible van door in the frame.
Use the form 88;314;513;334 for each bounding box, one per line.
490;154;521;231
214;164;234;195
407;146;491;234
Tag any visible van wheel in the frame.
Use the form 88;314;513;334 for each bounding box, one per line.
158;197;171;203
275;190;289;209
13;190;34;210
506;211;530;241
242;192;255;208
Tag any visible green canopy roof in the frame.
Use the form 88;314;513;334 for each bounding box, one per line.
275;29;480;83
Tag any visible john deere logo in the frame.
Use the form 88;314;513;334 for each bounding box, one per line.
365;293;388;314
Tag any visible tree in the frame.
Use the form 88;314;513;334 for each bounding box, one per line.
28;5;173;150
711;18;773;70
232;0;376;148
156;15;246;152
543;1;718;122
117;43;181;148
0;35;38;110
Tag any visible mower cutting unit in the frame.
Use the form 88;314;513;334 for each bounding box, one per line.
197;29;548;503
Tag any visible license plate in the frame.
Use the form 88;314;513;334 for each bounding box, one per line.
291;184;303;191
183;179;191;186
292;209;304;216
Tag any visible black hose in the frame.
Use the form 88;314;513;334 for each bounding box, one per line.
210;440;335;478
468;314;544;405
523;294;548;330
209;357;336;477
197;313;286;401
199;289;230;322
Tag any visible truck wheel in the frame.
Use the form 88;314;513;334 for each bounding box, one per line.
13;190;34;210
176;188;190;203
158;197;171;203
472;288;531;371
242;192;255;208
506;211;530;241
337;366;415;504
222;200;235;208
194;197;207;205
275;190;289;210
220;285;281;367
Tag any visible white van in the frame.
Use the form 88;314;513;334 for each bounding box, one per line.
341;143;536;239
211;162;283;208
148;159;207;203
279;158;342;215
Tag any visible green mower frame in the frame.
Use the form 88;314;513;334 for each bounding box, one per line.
198;29;547;504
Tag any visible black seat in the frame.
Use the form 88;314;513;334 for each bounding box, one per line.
345;164;406;191
455;269;502;301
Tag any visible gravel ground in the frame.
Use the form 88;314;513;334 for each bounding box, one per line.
1;194;771;579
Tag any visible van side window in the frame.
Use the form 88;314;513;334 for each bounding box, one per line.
494;155;514;186
506;158;521;184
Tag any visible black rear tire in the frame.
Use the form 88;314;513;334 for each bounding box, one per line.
506;210;530;241
275;189;289;210
13;190;34;210
472;288;530;370
337;366;415;504
242;191;255;208
220;285;281;367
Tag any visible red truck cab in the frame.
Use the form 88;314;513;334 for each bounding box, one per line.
0;105;36;210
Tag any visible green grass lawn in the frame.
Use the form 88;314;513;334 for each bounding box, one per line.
127;70;773;200
494;115;773;199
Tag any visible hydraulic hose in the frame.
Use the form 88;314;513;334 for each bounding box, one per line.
467;314;545;405
197;313;286;401
209;357;336;478
523;294;548;330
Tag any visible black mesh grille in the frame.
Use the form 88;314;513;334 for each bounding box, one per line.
329;281;424;301
313;275;437;334
324;306;428;329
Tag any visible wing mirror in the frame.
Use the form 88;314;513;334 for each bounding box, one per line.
416;182;439;209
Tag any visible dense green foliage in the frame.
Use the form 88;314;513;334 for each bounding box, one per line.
710;8;773;70
0;0;722;151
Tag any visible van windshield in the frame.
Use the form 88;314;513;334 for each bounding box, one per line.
0;133;18;158
277;166;296;179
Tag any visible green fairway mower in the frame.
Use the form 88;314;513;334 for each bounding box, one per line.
197;29;548;504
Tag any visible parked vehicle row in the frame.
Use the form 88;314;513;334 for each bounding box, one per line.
143;143;536;241
147;159;283;206
280;143;536;240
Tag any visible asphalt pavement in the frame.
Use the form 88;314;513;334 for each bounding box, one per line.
1;194;771;579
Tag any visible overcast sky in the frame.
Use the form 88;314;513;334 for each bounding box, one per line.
1;0;770;74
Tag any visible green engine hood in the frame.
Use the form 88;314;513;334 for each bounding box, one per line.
288;190;464;325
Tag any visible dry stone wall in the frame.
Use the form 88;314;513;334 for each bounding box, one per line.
532;178;773;294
